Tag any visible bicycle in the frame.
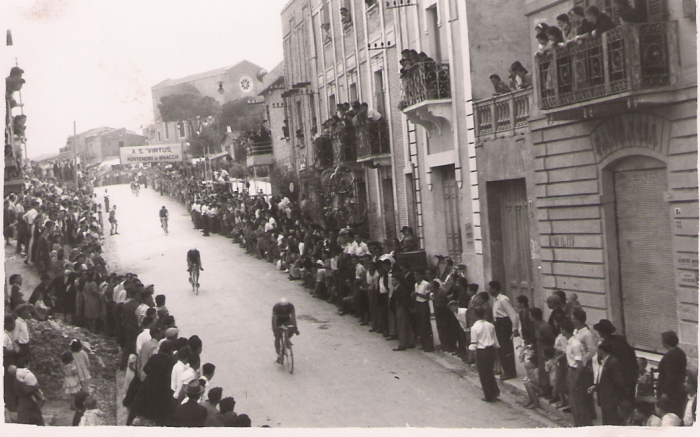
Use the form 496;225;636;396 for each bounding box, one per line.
189;266;200;295
279;324;295;374
161;217;169;235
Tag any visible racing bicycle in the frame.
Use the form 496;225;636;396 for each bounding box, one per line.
161;217;169;235
189;265;201;295
279;325;295;374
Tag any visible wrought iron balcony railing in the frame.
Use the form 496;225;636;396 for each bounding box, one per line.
399;62;451;109
474;89;531;139
331;126;357;163
314;134;334;168
246;140;273;157
356;119;390;159
535;21;678;111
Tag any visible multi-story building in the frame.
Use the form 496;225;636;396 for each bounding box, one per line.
64;127;146;167
280;0;409;241
252;63;288;171
146;61;268;149
472;0;697;361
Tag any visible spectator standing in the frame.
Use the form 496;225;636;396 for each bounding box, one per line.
391;272;415;351
489;281;519;380
584;5;617;37
175;380;207;427
201;387;224;427
683;370;697;426
588;340;626;425
546;293;566;335
11;366;45;425
469;306;500;402
656;330;687;417
489;74;512;95
561;318;592;427
412;269;434;352
592;319;638;403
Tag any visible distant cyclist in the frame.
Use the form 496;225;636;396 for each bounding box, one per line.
159;206;169;230
272;298;299;364
187;247;203;282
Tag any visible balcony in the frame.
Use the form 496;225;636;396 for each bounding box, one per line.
331;127;357;164
356;119;390;161
313;134;334;168
534;22;679;117
246;141;274;167
474;89;531;140
399;62;453;135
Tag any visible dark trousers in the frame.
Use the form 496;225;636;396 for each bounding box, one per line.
105;301;116;337
476;346;500;401
123;373;141;408
415;301;434;351
494;317;516;377
567;367;593;427
600;403;621;426
377;293;389;335
395;306;415;348
435;307;453;349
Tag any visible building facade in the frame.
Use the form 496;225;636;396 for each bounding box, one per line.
147;61;268;149
65;127;146;167
473;0;697;361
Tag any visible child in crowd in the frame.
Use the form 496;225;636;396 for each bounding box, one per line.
523;346;555;409
517;339;537;382
79;395;105;426
72;390;90;426
313;259;327;299
552;326;569;408
61;351;81;409
636;357;655;400
70;339;91;390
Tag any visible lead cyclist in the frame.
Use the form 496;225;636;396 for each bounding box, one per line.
187;247;203;283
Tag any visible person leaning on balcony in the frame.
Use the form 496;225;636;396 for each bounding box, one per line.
557;14;577;42
583;5;617;38
361;103;382;122
534;22;550;49
545;26;565;47
613;0;644;24
489;74;512;96
508;62;532;90
568;6;595;41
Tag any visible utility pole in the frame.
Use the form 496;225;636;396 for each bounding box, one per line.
73;121;79;187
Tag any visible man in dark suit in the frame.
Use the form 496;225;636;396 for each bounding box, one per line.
175;380;207;427
593;319;638;403
657;330;687;417
589;340;625;425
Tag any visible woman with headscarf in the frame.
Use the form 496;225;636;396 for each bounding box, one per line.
127;340;177;426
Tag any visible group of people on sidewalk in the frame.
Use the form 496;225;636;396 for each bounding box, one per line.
155;161;697;428
3;174;255;427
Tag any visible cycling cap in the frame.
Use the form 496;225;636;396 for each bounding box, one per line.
279;298;289;305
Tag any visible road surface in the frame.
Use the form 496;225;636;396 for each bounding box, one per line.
103;184;553;428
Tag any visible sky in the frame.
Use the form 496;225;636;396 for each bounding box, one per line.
1;0;289;159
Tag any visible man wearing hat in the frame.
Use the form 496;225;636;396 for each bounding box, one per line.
174;380;207;427
593;319;638;403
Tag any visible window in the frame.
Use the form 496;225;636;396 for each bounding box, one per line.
426;5;441;61
373;70;385;116
309;94;317;134
349;82;358;103
329;94;336;115
118;141;124;148
164;123;169;140
178;122;186;138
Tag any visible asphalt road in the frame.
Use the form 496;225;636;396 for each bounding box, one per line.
102;183;551;428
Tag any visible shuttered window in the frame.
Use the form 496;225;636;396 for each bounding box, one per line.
614;167;676;352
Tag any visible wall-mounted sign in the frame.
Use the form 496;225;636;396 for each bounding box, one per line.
119;144;183;164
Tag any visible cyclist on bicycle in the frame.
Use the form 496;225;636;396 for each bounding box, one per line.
272;298;299;364
159;206;169;228
187;247;203;282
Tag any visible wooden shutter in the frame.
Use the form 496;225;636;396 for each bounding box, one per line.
645;0;667;22
322;1;330;26
614;167;676;352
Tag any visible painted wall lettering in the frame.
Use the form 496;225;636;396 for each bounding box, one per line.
551;235;575;247
590;113;670;162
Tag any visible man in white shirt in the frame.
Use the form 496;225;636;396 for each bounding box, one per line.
135;317;154;355
412;269;434;352
562;318;592;427
352;234;369;257
488;280;519;380
572;308;598;419
469;305;500;402
171;347;191;398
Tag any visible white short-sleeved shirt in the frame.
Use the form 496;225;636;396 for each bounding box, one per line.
565;337;584;368
171;361;189;396
414;280;430;303
469;320;499;350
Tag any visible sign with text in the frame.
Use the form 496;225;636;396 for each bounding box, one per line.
119;144;183;164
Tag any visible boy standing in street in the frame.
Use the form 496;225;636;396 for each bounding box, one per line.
469;306;500;402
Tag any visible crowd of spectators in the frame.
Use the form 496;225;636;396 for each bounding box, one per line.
492;1;649;97
154;162;697;428
3;173;253;427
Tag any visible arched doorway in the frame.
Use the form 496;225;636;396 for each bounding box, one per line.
605;155;677;353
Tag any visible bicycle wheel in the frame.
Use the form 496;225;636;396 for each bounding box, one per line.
194;270;199;295
283;331;294;374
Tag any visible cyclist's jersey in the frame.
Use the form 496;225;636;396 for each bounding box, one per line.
272;302;295;325
187;249;201;265
159;208;169;218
